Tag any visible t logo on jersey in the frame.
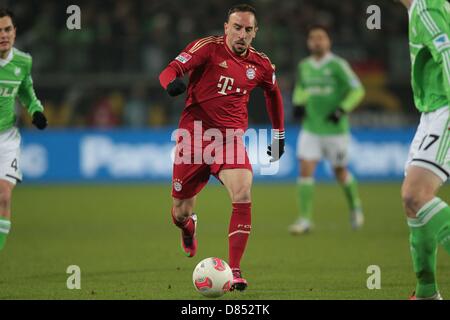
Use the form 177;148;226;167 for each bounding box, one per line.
217;75;234;95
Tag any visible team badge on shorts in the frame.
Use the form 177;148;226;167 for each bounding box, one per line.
173;178;183;192
246;65;256;80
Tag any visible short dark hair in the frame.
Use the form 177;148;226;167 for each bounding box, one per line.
0;8;15;27
307;24;330;37
227;4;257;26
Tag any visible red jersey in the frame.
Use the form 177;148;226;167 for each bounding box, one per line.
166;36;282;132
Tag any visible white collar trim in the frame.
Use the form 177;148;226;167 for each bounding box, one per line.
0;49;13;67
309;52;334;69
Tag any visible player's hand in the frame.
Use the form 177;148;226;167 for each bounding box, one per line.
293;105;306;122
32;111;48;130
267;131;285;162
166;78;186;97
327;107;345;124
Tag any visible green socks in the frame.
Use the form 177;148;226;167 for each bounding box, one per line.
297;178;314;221
0;217;11;251
341;173;362;211
297;173;361;221
408;198;450;298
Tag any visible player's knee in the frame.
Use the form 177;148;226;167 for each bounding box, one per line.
401;191;419;215
334;167;347;184
300;163;315;177
173;207;191;221
231;185;252;203
401;185;432;217
172;200;193;221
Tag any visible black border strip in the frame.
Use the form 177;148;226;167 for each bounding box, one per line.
411;158;449;178
5;174;22;184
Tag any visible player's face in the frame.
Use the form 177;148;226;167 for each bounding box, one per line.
224;12;258;55
0;16;16;55
307;29;331;57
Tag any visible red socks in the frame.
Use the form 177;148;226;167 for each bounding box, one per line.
172;203;251;270
172;208;195;238
228;202;252;270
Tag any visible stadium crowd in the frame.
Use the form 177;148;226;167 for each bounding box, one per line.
3;0;413;128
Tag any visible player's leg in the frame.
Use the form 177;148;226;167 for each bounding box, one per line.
0;127;22;252
289;159;317;234
172;196;196;221
172;196;198;257
334;166;363;229
402;166;450;299
325;133;363;229
289;130;321;234
218;168;252;291
402;108;450;299
171;160;210;258
299;160;317;223
0;180;14;251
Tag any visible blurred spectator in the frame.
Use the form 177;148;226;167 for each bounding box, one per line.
88;92;122;128
123;85;149;128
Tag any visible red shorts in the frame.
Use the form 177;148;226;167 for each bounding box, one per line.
172;118;253;199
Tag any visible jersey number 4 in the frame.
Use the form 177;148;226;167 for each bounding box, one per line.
418;134;439;151
11;159;18;172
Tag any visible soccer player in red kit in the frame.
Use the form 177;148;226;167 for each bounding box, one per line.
159;4;284;291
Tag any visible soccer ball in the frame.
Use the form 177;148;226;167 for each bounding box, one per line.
192;257;233;298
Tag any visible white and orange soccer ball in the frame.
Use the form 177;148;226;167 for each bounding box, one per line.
192;257;233;298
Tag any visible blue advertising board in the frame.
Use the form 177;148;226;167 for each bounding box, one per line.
19;126;414;183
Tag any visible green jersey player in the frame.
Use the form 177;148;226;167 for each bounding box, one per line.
397;0;450;300
0;9;47;253
288;25;365;235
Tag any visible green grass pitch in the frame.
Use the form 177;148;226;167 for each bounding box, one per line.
0;183;449;299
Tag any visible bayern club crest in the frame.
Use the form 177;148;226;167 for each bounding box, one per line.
173;178;183;192
245;65;256;80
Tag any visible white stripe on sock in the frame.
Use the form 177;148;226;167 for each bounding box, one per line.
228;230;251;237
0;220;11;229
408;198;448;227
417;198;442;218
298;177;314;184
0;227;10;234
